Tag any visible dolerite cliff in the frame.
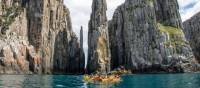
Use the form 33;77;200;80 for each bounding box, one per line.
109;0;200;72
87;0;111;74
0;0;84;74
183;12;200;63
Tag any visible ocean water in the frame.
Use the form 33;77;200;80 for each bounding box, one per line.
0;73;199;88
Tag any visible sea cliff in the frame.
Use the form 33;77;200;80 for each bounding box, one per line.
0;0;84;74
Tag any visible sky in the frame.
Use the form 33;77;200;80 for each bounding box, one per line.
64;0;200;60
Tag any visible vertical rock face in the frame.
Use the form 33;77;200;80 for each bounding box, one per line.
87;0;111;74
27;0;71;74
0;0;33;74
154;0;182;28
183;12;200;63
0;0;84;74
109;0;199;72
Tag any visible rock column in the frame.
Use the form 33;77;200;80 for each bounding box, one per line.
87;0;111;74
80;26;83;50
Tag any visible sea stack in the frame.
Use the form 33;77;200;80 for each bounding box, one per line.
87;0;111;74
80;26;84;50
80;26;85;72
183;12;200;63
108;0;199;72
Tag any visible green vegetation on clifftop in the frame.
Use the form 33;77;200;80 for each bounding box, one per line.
157;23;187;48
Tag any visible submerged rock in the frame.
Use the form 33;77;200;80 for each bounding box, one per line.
87;0;111;74
108;0;199;73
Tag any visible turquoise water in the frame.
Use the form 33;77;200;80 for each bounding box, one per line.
0;73;199;88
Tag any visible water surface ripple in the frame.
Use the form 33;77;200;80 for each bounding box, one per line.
0;73;199;88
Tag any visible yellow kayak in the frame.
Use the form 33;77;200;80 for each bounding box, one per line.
83;75;121;84
111;70;131;75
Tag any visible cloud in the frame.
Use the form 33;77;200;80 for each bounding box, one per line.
107;0;125;20
178;0;200;21
64;0;200;61
64;0;92;61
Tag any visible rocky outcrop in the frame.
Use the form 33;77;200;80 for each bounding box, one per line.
0;37;33;74
87;0;111;74
183;12;200;63
109;0;199;73
0;0;84;74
